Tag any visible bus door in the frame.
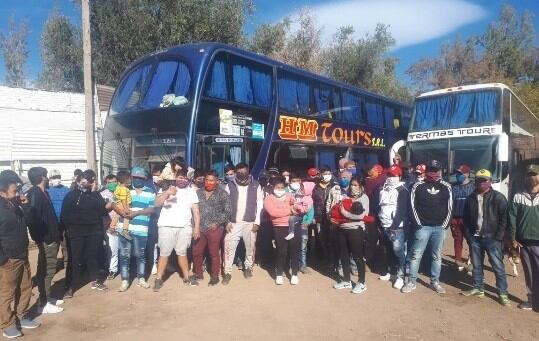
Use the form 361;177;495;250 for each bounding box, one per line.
197;136;247;178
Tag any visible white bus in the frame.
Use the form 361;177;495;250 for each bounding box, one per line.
404;83;539;197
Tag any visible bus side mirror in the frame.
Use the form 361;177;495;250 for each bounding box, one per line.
498;133;509;162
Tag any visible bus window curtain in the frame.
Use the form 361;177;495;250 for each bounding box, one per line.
384;106;395;128
296;81;310;114
474;91;497;124
278;77;297;112
332;89;342;120
112;65;151;113
142;61;177;108
366;101;384;127
314;85;330;116
414;96;451;130
206;60;228;100
251;69;271;107
174;62;191;97
342;92;360;123
233;63;254;105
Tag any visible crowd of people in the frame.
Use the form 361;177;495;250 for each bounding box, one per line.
0;156;538;338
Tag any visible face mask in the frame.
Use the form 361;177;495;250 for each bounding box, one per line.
338;178;350;188
235;173;250;185
476;180;491;193
152;176;160;184
79;184;91;193
386;176;400;187
455;173;466;185
348;168;357;176
204;181;217;192
194;179;204;188
289;182;301;192
132;178;145;189
105;182;118;192
284;176;290;184
225;175;235;183
176;178;190;189
350;186;363;197
425;171;441;183
322;174;332;183
274;189;286;197
50;179;62;187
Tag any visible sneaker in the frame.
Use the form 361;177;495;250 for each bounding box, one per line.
499;294;511;306
393;278;404;290
121;230;132;240
518;301;533;310
401;282;417;293
38;302;63;314
151;264;158;276
153;278;164;292
93;282;108;291
208;277;220;286
275;275;284;285
243;268;253;279
47;299;64;306
2;324;22;339
430;283;446;294
64;287;73;299
333;281;353;290
284;233;294;241
222;274;232;285
379;273;391;281
461;288;485;298
19;318;40;329
118;280;129;292
188;276;199;286
352;282;367;294
182;278;191;286
290;275;299;285
107;272;117;281
137;278;150;289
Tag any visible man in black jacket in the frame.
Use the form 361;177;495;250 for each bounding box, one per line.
312;166;334;261
25;167;64;314
461;169;510;306
0;176;41;338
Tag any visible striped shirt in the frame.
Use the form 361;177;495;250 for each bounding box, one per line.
116;187;155;237
451;182;475;218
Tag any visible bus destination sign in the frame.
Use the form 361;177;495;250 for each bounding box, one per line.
407;125;502;141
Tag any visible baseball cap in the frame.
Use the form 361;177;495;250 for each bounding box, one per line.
387;165;402;177
475;169;492;180
526;164;539;175
414;164;426;174
427;160;442;171
456;165;471;174
131;166;147;179
267;166;280;176
307;167;319;178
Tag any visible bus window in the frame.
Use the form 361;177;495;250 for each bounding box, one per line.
110;64;153;115
317;147;348;173
342;91;362;123
204;57;228;100
412;96;452;131
270;143;316;177
384;106;395;129
365;99;384;128
232;58;272;108
450;90;500;127
142;60;191;109
278;72;311;115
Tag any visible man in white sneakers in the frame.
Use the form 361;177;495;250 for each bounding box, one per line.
153;169;200;291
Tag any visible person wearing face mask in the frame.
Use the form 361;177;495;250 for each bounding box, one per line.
62;169;109;297
312;167;334;261
223;164;236;186
100;174;120;280
222;163;264;284
190;169;206;190
403;160;452;295
415;164;427;182
46;169;71;270
153;169;200;291
281;168;291;186
378;165;409;290
344;161;358;177
192;170;232;286
461;169;510;306
510;164;539;311
25;167;64;313
450;165;475;271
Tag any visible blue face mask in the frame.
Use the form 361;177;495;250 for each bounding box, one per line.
456;173;465;185
132;178;145;189
338;178;351;188
225;175;235;183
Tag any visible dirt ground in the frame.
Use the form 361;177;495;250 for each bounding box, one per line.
19;235;538;341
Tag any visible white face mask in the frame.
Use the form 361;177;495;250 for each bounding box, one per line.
386;176;400;186
322;174;332;183
274;189;286;197
50;179;62;187
289;182;301;191
284;176;290;184
152;175;160;184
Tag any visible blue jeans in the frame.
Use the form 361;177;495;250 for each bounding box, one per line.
119;235;148;281
384;228;407;279
406;225;446;285
469;236;508;294
299;226;309;269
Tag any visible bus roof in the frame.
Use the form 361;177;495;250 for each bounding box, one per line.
121;42;411;109
416;83;510;98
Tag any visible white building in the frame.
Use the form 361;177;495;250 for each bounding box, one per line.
0;85;114;183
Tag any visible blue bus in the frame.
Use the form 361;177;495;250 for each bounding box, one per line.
102;43;412;178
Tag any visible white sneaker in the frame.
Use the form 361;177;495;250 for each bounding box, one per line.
118;280;129;292
137;277;150;289
275;275;284;285
379;273;391;281
38;302;64;314
290;275;299;285
151;264;158;275
284;233;294;241
393;277;404;290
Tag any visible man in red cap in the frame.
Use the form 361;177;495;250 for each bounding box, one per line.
378;165;410;290
306;168;319;182
451;164;475;271
414;164;426;182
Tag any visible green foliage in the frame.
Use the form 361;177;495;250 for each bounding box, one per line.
37;10;83;92
0;15;29;87
248;19;290;57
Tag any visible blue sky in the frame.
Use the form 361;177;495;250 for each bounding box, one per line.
0;0;537;86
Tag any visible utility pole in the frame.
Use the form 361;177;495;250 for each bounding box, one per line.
82;0;96;171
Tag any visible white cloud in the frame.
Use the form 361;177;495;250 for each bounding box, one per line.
287;0;487;49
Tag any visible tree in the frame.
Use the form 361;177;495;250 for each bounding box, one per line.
37;10;83;92
90;0;254;86
0;15;29;87
248;19;290;58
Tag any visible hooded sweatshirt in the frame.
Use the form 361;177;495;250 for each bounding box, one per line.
379;181;409;229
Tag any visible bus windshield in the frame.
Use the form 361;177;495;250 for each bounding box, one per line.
409;136;499;181
411;89;501;131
